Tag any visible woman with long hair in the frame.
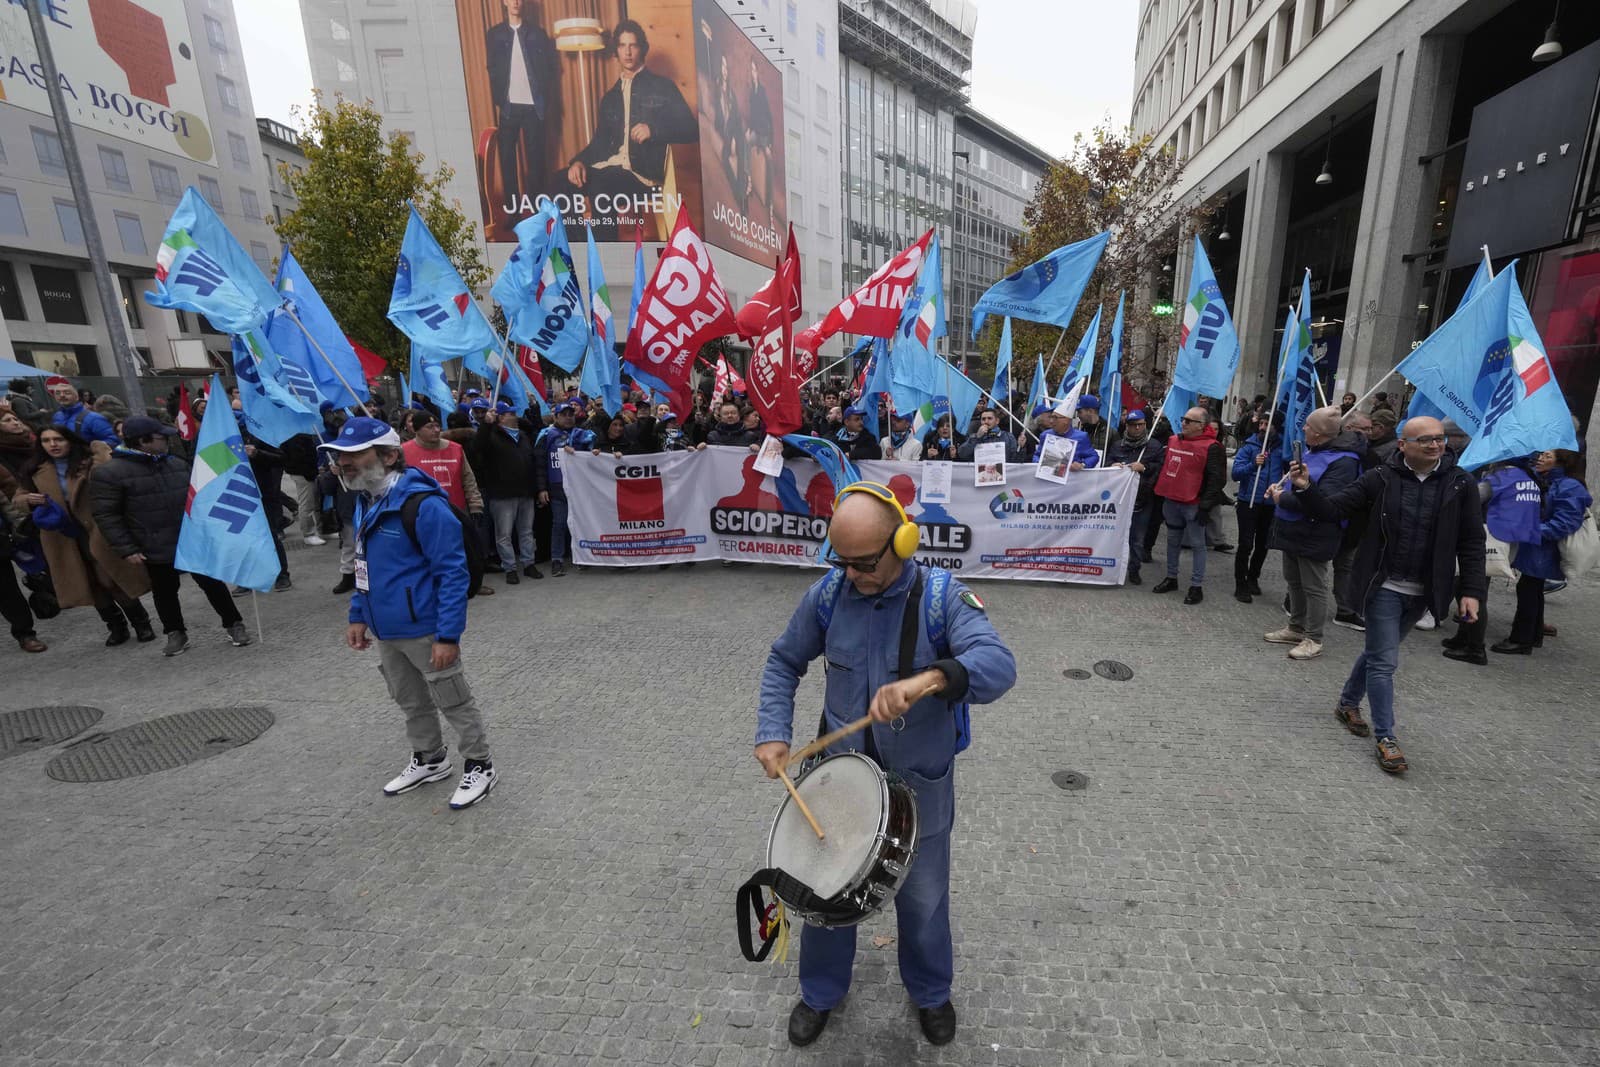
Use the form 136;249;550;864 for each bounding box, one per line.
0;408;36;476
1492;449;1592;656
17;426;155;646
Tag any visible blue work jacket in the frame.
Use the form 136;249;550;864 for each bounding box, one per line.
756;563;1017;838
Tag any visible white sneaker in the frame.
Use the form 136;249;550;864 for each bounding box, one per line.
382;752;452;796
1264;627;1304;644
1287;638;1323;660
449;762;497;809
1414;610;1437;631
304;534;327;546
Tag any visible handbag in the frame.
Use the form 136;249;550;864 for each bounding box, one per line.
1483;532;1519;581
1559;508;1600;577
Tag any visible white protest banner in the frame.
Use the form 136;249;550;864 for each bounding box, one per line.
563;450;718;565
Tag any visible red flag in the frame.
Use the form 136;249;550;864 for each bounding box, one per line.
346;337;389;384
1122;378;1149;416
747;256;803;436
623;212;737;405
796;229;933;359
712;355;746;400
516;344;549;401
175;382;198;441
734;225;802;338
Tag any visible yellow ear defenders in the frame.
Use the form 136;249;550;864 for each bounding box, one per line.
833;481;920;559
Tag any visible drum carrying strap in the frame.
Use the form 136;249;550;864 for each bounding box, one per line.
737;868;819;962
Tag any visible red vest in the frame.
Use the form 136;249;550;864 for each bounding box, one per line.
401;439;468;510
1155;427;1216;505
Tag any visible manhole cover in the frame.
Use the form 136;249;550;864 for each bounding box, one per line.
1051;770;1089;791
45;707;273;782
1093;660;1135;682
0;706;105;759
1062;668;1091;680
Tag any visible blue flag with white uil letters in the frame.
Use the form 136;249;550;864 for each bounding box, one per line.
1171;236;1241;400
146;188;281;334
390;205;499;356
174;375;281;592
269;248;369;409
409;345;457;413
231;329;323;445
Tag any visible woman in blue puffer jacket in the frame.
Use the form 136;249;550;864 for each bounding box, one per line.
1491;449;1591;655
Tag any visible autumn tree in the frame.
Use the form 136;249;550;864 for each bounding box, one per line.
975;120;1217;398
273;95;488;371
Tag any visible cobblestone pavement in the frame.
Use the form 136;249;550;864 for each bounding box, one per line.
1;542;1596;1066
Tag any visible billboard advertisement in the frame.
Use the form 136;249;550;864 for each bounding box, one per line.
453;0;784;265
0;0;217;164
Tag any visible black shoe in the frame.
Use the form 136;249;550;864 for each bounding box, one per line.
1213;543;1235;554
523;564;544;580
1152;577;1178;594
1126;572;1142;586
1333;610;1365;632
1183;586;1204;605
105;624;131;647
484;560;504;573
918;1001;957;1046
274;574;292;592
506;570;521;585
1233;586;1252;604
1443;645;1488;665
1441;632;1467;651
133;622;156;643
551;560;566;577
1247;578;1263;596
1490;640;1532;655
1141;549;1154;563
787;1002;830;1047
331;574;356;595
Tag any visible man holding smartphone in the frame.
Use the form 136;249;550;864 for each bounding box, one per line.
1272;416;1485;774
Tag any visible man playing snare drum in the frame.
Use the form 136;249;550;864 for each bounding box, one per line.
754;482;1017;1047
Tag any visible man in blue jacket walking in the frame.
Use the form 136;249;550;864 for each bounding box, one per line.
754;483;1017;1048
322;417;497;810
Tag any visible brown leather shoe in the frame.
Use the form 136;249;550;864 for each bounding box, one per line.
1375;737;1408;774
1335;704;1370;737
17;637;46;653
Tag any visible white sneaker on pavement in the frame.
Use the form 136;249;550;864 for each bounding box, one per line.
1414;610;1437;631
304;534;327;546
382;752;452;796
1287;638;1323;660
449;761;497;809
1263;627;1304;644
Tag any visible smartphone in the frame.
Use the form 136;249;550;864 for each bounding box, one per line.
1292;441;1304;465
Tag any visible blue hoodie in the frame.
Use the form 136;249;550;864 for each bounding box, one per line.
53;402;120;447
347;468;469;643
1231;433;1284;505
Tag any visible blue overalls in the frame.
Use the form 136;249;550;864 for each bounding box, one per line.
756;563;1017;1010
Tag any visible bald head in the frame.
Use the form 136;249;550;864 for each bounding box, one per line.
829;488;907;594
1398;415;1446;473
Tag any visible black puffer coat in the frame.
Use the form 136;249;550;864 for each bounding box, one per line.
88;447;191;563
1270;428;1367;561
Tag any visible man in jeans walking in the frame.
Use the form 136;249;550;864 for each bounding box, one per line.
89;415;249;655
324;417;497;809
1282;416;1485;773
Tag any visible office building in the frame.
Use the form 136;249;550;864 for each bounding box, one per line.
1131;0;1600;429
258;118;307;227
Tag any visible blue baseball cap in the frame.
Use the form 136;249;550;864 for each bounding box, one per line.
1125;409;1149;422
464;388;482;397
1076;395;1101;411
317;416;401;453
659;411;679;423
493;401;517;414
469;398;490;411
843;405;865;417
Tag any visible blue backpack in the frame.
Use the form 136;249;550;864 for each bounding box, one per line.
812;564;972;753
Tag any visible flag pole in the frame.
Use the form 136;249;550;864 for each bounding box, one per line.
279;305;373;418
801;353;852;387
1250;304;1301;501
252;590;263;645
1040;326;1071;383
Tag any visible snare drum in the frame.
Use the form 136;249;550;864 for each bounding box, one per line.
738;753;918;961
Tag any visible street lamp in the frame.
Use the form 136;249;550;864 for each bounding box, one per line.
1533;1;1564;63
1315;114;1336;186
952;150;971;369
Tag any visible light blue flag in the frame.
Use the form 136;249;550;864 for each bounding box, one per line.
389;204;499;356
1396;263;1577;469
464;344;529;412
1100;291;1126;427
1026;356;1048;417
269;249;369;409
231;329;322;445
1059;303;1103;396
1172;236;1242;399
174;375;281;592
1279;308;1318;465
931;362;986;432
629;234;646;340
409;345;457;412
578;225;623;417
971;230;1110;339
890;233;948;405
146;188;281;334
991;317;1013;402
1405;255;1493;429
495;207;590;372
1160;383;1198;436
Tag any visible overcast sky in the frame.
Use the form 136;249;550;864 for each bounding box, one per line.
237;0;1133;160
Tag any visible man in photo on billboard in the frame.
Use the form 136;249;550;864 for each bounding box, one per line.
487;0;557;218
742;58;774;214
562;20;696;232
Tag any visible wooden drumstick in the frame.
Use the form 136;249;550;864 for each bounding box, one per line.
778;767;826;840
786;676;946;768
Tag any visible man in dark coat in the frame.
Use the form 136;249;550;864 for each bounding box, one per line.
561;19;696;235
88;415;248;656
486;0;557;214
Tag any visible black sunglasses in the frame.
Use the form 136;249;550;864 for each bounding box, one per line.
822;532;896;573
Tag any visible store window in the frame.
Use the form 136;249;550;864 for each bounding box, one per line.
33;264;89;325
0;261;25;321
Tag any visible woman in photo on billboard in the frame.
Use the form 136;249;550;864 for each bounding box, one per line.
486;0;559;220
560;19;696;236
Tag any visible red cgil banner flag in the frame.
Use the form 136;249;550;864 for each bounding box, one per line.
747;254;803;436
734;225;802;339
795;228;933;361
623;212;737;411
175;381;198;441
